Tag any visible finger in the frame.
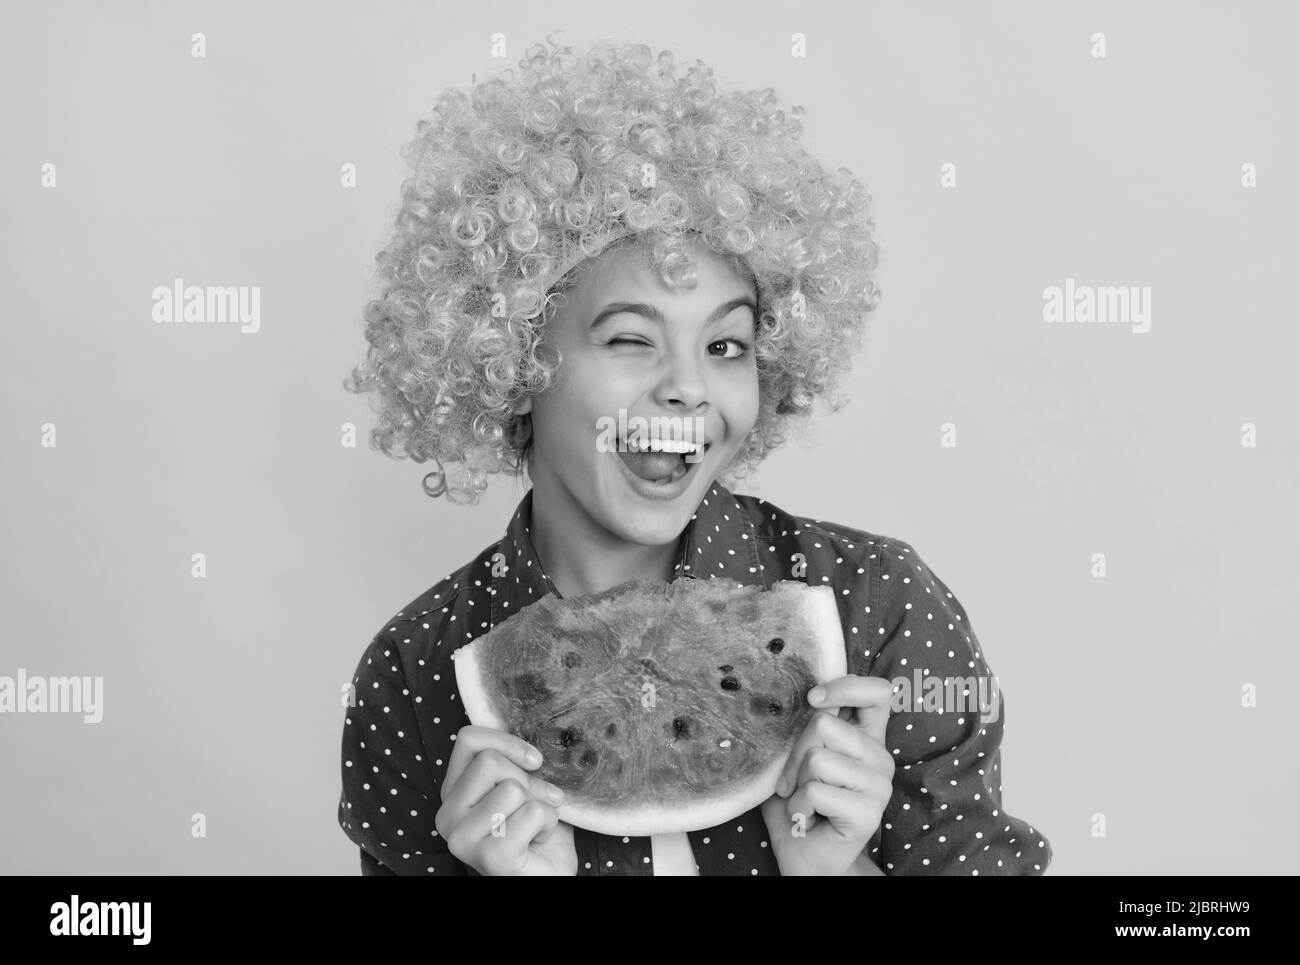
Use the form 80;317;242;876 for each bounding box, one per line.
777;710;871;798
793;745;874;794
452;748;564;815
808;674;892;745
855;693;891;748
501;798;559;849
786;781;877;840
443;725;543;799
443;776;527;864
448;777;532;846
478;799;562;876
533;819;574;853
808;674;893;715
441;748;564;827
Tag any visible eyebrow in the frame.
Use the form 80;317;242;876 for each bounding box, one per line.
588;296;758;332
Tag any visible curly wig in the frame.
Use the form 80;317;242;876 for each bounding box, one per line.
343;37;882;503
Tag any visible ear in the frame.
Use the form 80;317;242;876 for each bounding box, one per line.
513;396;533;416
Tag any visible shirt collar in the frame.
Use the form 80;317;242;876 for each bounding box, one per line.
488;480;774;628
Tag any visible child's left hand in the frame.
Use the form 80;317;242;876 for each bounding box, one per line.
760;675;895;875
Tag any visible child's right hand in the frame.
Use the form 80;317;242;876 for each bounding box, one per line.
435;725;577;875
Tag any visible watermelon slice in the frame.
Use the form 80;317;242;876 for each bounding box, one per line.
452;577;847;837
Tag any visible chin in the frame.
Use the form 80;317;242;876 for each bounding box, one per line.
608;508;691;548
595;455;706;542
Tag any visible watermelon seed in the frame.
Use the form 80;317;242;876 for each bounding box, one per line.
672;716;691;739
512;672;552;704
560;729;579;748
562;651;582;668
605;722;617;737
768;638;785;654
718;664;734;673
720;676;741;691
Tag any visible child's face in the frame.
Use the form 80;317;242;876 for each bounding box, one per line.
519;237;761;548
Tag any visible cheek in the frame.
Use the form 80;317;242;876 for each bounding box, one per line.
534;369;623;457
725;374;762;430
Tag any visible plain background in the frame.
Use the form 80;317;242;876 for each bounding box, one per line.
2;0;1296;875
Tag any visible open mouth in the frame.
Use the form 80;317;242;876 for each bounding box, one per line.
617;440;710;486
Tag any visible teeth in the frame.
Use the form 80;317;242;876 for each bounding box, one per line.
625;437;706;455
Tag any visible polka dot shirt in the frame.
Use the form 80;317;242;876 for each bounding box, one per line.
338;481;1053;876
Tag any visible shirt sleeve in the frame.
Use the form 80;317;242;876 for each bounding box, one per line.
866;538;1053;875
337;631;472;876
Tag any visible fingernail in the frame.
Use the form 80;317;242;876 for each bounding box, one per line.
808;687;825;705
526;748;542;765
775;776;788;797
546;784;564;803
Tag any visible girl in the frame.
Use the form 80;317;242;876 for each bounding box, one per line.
338;38;1052;875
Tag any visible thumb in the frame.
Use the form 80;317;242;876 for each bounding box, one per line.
856;697;890;747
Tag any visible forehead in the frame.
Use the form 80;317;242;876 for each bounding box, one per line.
558;239;756;318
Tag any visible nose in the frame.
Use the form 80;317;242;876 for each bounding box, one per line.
653;341;709;412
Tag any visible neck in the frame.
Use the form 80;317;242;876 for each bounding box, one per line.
528;485;684;598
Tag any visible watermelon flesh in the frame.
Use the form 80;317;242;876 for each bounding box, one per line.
453;577;847;837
